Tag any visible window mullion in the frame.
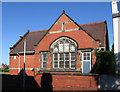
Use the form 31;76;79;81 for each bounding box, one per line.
42;53;43;68
58;41;59;68
63;52;65;68
53;54;54;68
69;42;71;69
63;40;65;69
58;53;59;68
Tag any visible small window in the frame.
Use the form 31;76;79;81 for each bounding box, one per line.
42;53;47;68
83;52;90;61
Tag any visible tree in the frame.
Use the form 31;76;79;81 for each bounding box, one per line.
91;50;116;74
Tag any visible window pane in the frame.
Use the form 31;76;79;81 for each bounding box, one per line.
65;53;69;57
54;53;58;68
43;62;47;68
70;44;75;52
54;45;58;52
54;62;58;68
71;53;76;69
71;65;75;68
71;53;75;60
83;52;91;61
59;53;64;68
87;56;90;60
84;53;86;56
43;54;47;68
59;41;63;52
65;53;69;68
65;53;69;60
87;53;90;57
65;40;69;52
84;57;86;60
65;62;69;68
71;61;75;65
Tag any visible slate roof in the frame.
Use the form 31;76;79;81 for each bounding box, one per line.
10;29;48;54
80;21;107;48
10;21;108;54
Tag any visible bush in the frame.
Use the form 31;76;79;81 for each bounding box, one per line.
2;67;9;72
91;50;116;74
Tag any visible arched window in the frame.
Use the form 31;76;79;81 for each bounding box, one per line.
51;37;77;69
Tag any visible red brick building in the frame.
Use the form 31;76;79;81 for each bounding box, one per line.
9;11;109;91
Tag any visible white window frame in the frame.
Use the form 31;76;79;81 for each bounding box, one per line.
53;53;59;68
82;52;91;73
59;53;64;68
70;53;76;69
42;53;47;68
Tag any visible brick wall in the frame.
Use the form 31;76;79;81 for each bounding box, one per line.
9;54;38;76
34;72;98;91
9;51;97;76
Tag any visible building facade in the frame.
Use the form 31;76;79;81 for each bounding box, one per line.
9;11;109;76
112;0;120;73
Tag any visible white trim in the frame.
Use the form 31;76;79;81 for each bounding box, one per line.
10;68;35;70
99;47;105;50
51;37;77;49
55;20;72;25
49;30;62;34
51;37;77;69
10;51;35;54
82;52;91;73
58;53;59;68
49;28;79;34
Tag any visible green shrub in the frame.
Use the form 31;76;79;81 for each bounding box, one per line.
3;67;9;72
91;50;116;74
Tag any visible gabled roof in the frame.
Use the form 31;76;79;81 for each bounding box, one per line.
34;10;99;47
10;11;108;54
80;21;107;47
10;29;48;54
10;21;107;55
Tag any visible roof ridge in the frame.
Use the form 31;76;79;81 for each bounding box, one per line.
30;29;48;33
79;21;106;26
10;30;30;49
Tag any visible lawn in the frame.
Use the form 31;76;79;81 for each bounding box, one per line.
0;72;9;74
